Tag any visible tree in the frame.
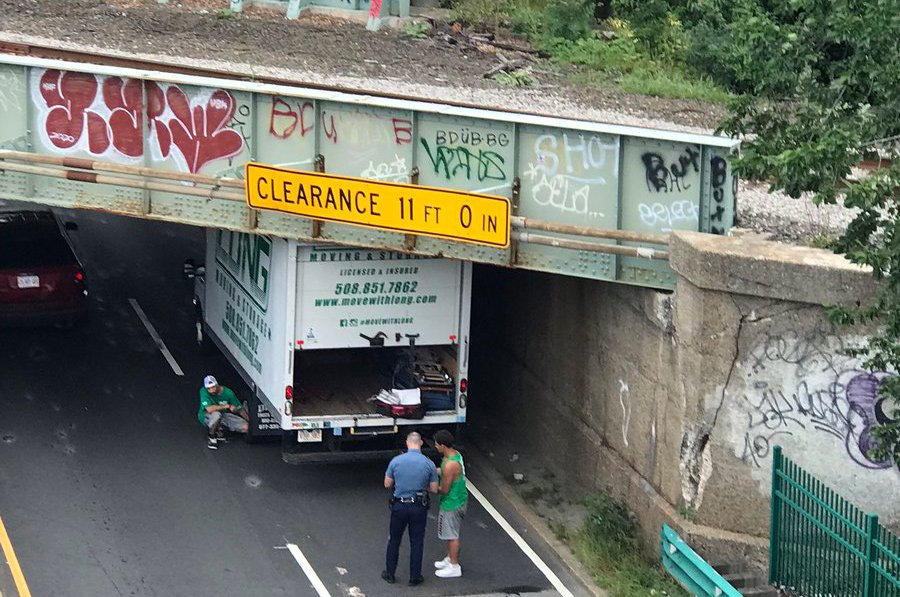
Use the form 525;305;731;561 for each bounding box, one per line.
713;0;900;467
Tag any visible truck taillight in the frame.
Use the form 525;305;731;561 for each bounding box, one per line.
460;378;467;393
285;385;294;401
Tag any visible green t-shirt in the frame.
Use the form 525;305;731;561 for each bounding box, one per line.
438;452;468;511
197;386;241;424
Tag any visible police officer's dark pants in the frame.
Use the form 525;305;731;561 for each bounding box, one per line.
385;502;427;579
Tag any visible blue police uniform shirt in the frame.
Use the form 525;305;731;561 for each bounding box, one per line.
385;449;438;499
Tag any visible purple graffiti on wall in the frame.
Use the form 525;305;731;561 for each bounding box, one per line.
845;372;896;470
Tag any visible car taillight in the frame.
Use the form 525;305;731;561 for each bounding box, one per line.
460;378;467;393
74;271;84;282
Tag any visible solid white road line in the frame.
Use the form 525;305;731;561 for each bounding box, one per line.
467;480;576;597
287;543;333;597
129;298;184;376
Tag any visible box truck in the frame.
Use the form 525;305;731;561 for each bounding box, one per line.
186;229;472;461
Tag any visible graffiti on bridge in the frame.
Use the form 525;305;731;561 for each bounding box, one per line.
709;156;732;235
642;145;700;193
638;200;698;231
269;97;314;139
419;138;506;183
360;155;409;182
34;69;245;174
736;330;897;471
523;133;616;218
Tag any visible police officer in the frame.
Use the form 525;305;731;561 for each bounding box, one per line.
382;432;439;586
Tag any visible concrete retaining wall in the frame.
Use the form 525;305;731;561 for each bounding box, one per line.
469;231;897;567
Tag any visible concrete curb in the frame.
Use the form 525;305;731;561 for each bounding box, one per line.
466;445;608;597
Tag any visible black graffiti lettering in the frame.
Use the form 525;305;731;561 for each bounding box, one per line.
709;155;729;232
433;128;509;148
711;156;728;188
642;146;702;193
420;139;507;182
641;153;671;192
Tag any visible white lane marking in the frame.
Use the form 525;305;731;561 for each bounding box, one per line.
129;298;184;376
287;543;333;597
467;480;576;597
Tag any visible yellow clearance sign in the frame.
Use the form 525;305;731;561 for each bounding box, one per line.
245;163;510;248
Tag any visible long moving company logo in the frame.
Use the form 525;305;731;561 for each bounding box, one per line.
215;230;271;310
214;231;273;374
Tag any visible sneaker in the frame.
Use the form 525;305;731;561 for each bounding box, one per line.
207;436;218;450
435;564;461;578
215;430;227;443
434;557;451;569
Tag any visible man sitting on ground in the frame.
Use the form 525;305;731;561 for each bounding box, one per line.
198;375;248;449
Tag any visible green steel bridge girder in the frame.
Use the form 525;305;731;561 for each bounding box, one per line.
0;54;740;290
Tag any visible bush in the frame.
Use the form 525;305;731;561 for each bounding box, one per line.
540;0;594;42
567;494;690;597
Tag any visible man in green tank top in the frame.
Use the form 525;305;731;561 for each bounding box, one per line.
433;429;468;578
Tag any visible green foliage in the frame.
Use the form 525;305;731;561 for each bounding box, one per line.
566;495;689;597
448;0;548;35
678;505;696;521
540;0;594;42
493;67;537;87
403;22;430;40
717;0;900;467
216;8;237;20
612;0;687;62
619;68;731;102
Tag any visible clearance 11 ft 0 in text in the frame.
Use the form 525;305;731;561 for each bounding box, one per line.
245;163;510;248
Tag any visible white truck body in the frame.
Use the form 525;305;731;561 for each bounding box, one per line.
199;229;471;445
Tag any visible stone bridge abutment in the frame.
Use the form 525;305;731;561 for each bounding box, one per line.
470;230;894;569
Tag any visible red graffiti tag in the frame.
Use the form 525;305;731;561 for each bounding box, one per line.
322;111;338;144
269;97;315;139
40;70;99;151
392;118;412;145
102;77;143;158
36;70;246;172
164;87;244;174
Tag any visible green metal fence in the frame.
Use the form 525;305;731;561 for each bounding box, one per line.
769;446;900;596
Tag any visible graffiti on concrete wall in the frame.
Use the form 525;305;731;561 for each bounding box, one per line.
32;69;246;173
731;329;897;472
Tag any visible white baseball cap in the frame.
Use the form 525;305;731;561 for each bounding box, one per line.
203;375;218;389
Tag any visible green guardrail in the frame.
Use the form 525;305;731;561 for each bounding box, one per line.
661;523;743;597
770;445;900;596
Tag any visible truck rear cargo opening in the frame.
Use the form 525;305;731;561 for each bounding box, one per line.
189;230;472;461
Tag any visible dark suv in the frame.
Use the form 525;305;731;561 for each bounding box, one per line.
0;209;88;326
